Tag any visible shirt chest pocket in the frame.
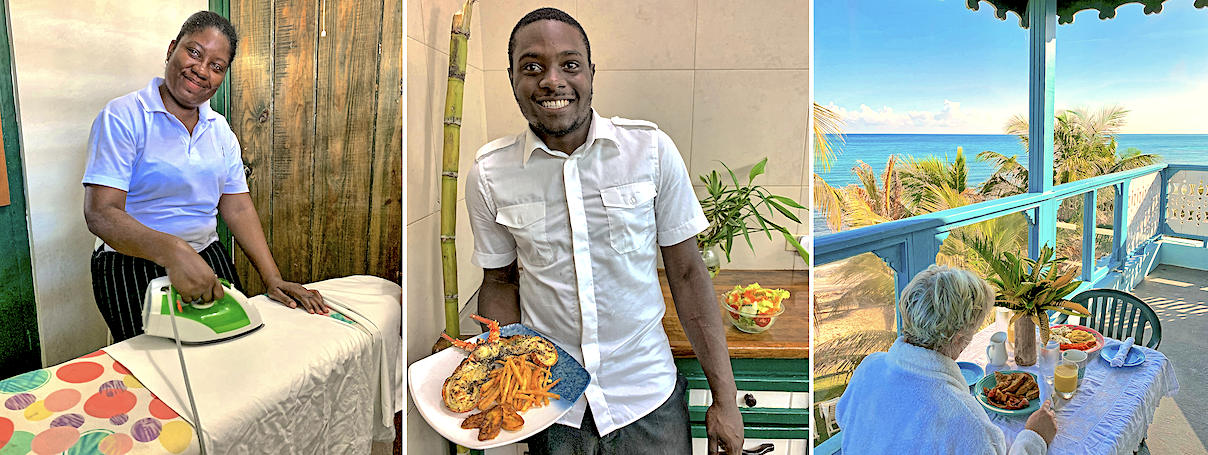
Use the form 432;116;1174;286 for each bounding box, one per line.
496;202;553;267
601;181;657;254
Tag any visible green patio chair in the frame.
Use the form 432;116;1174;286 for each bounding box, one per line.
1057;289;1161;349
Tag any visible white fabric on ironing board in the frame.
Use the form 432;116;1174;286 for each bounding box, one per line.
106;275;400;454
304;275;403;438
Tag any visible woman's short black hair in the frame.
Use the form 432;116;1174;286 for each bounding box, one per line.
508;8;591;70
174;11;239;63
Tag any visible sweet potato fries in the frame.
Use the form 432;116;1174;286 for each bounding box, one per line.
460;354;561;440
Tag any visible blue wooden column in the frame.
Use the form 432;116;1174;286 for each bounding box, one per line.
1027;0;1057;259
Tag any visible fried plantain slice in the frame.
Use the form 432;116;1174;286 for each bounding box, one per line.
461;411;487;429
478;407;505;441
499;404;525;431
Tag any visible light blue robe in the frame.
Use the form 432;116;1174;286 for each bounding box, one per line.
836;338;1047;454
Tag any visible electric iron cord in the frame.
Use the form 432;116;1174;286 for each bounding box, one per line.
168;299;208;455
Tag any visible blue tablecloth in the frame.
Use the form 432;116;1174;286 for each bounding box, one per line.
958;326;1180;455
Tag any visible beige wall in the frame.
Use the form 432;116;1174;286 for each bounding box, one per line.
407;0;488;451
476;0;811;271
407;0;809;450
11;0;208;366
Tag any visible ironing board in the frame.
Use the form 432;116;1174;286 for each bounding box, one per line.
1;275;401;454
1;350;199;454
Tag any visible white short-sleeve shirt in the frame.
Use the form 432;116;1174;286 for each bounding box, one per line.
82;77;249;252
466;110;708;435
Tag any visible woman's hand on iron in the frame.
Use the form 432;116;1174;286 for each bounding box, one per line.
265;278;327;314
166;247;223;304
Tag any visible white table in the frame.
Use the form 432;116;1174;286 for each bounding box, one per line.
958;326;1179;455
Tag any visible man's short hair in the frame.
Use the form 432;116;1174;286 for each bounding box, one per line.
507;7;592;70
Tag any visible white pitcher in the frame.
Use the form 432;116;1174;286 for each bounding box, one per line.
986;331;1008;367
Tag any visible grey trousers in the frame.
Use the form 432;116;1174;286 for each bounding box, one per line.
524;373;693;455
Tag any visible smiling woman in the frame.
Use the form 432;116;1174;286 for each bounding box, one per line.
158;19;235;132
81;11;328;344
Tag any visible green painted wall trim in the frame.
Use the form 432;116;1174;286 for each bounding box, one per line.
0;0;41;374
677;358;810;392
209;0;234;253
688;406;809;425
691;424;809;440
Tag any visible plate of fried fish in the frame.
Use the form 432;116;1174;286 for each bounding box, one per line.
408;318;589;450
976;371;1042;417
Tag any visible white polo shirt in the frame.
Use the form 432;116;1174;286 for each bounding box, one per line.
466;111;708;435
83;77;249;252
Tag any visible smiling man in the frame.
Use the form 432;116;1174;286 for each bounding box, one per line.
465;7;744;455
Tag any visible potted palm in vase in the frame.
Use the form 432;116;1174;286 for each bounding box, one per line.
970;242;1090;365
697;158;809;278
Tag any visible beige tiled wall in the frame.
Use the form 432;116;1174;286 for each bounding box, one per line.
407;0;809;450
406;0;488;451
478;0;811;270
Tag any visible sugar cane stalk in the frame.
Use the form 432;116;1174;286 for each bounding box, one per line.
442;0;477;338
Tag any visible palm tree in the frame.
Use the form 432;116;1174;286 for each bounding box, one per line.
814;102;846;172
899;147;987;210
979;104;1161;197
811;103;900;405
814;103;846;232
841;156;915;229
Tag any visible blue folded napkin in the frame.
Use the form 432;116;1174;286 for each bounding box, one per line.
1110;337;1135;367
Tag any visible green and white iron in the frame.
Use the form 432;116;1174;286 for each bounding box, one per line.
142;276;264;344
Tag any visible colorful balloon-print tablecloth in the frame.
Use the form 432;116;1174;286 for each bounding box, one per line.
0;350;197;455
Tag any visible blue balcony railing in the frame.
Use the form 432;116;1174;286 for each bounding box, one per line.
815;163;1208;333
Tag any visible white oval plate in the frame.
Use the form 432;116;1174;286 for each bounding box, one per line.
408;324;589;450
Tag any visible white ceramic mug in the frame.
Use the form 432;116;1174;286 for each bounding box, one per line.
1061;349;1089;384
987;331;1008;367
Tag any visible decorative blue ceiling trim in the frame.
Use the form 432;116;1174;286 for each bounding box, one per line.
966;0;1205;27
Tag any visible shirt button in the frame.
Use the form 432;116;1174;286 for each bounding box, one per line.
630;197;637;204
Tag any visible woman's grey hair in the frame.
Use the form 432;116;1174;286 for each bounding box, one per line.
899;265;995;351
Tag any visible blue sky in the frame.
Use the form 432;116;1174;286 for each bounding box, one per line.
815;1;1208;134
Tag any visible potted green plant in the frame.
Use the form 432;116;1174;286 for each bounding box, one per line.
970;243;1090;366
697;158;809;278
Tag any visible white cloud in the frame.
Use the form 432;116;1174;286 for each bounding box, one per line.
1118;81;1208;134
824;100;1013;134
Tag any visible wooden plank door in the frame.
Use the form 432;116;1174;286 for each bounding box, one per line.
228;0;401;294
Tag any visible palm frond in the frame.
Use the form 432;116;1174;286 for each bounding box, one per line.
814;102;847;172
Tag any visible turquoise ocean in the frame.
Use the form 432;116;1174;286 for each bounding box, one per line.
813;134;1208;235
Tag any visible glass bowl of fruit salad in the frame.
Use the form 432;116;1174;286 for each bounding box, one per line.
721;283;788;333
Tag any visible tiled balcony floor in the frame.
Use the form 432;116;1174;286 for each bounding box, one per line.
1131;265;1208;454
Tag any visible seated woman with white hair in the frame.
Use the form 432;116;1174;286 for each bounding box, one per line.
835;265;1058;454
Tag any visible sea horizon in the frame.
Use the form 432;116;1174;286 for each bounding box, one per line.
812;133;1208;236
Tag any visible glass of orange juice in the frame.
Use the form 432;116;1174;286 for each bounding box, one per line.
1054;359;1079;400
